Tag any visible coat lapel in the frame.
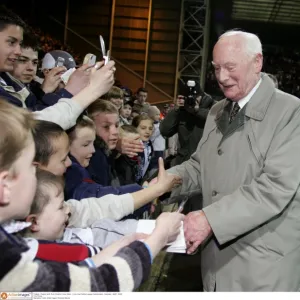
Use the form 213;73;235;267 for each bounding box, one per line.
215;73;275;145
216;100;231;135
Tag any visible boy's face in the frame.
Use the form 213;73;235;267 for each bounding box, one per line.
28;185;70;240
12;47;38;83
70;127;96;168
0;134;37;222
110;98;123;110
137;120;153;142
120;104;132;119
38;133;71;176
93;112;119;150
137;91;147;104
122;131;140;142
0;25;23;72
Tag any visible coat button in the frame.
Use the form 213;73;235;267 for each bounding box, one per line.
218;149;223;155
212;190;218;196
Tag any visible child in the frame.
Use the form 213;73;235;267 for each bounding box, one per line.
87;99;120;186
64;116;143;202
115;125;141;185
132;115;154;183
106;86;124;110
0;97;184;291
23;169;138;249
33;121;72;175
148;105;166;170
120;99;134;126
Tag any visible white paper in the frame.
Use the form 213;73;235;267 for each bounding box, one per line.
136;220;186;253
60;68;76;85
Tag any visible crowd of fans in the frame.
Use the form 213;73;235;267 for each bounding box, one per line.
0;5;185;292
3;1;299;293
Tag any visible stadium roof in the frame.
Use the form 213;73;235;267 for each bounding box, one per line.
232;0;300;25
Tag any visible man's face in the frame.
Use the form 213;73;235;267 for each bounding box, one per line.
138;91;147;104
0;25;23;72
12;47;38;83
212;36;262;101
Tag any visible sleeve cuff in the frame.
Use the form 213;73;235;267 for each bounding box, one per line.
141;242;154;263
84;257;97;268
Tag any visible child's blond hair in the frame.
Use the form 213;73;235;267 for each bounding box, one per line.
0;100;35;172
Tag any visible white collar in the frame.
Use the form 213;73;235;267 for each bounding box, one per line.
235;78;262;109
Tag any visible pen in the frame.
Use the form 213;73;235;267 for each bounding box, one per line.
177;197;188;213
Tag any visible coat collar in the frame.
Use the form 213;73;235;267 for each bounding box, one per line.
215;73;275;136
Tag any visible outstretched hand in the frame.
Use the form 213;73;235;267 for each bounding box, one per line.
155;157;182;195
91;233;148;266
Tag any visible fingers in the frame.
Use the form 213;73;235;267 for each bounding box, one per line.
187;240;201;255
49;66;67;76
158;157;165;174
79;63;95;72
92;61;105;72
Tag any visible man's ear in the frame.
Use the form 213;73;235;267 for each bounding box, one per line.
0;170;11;206
25;214;40;232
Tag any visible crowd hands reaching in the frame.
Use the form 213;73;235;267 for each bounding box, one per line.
0;5;190;293
7;3;295;293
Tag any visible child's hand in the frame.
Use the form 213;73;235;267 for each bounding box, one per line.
91;233;148;267
155;158;182;195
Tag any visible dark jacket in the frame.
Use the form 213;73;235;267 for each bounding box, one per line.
0;72;72;111
115;155;139;185
65;155;142;201
87;137;113;186
160;93;215;165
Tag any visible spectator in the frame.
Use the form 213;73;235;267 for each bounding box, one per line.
132;115;154;183
106;86;124;110
148;105;166;170
120;99;134;126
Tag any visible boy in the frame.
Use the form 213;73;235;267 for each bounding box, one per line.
0;97;184;291
0;6;91;110
120;99;134;126
87;99;126;186
148;105;166;170
10;35;74;109
115;125;141;185
33;120;142;199
33;120;72;175
23;169;138;249
106;86;124;110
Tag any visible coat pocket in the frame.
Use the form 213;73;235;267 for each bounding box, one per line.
247;132;264;168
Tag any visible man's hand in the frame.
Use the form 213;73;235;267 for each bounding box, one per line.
64;64;91;95
41;66;66;93
184;210;212;254
116;136;144;157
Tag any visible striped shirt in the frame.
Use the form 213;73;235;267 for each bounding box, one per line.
0;226;151;292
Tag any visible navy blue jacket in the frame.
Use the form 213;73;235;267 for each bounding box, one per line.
65;155;142;201
0;73;72;110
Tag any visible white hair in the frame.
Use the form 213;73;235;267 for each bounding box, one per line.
219;30;262;57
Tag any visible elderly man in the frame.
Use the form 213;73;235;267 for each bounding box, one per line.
167;30;300;291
